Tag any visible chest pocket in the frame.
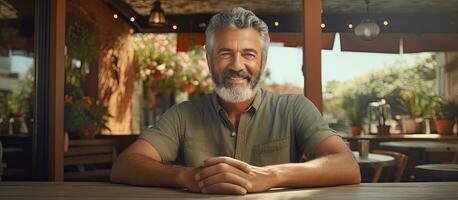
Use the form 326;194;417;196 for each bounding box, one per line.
251;137;290;166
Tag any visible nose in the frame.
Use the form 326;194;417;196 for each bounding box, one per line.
229;52;244;71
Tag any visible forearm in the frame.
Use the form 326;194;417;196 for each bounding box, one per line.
110;153;190;187
266;153;361;188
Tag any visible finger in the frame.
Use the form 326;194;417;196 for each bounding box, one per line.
203;157;251;173
197;163;249;181
199;172;252;191
202;182;247;195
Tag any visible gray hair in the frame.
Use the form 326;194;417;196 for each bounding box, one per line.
205;7;270;69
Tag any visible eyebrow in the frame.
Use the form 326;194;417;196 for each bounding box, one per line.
242;48;259;55
217;48;232;54
216;48;259;54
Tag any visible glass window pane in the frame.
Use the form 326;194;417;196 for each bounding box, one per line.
0;0;35;180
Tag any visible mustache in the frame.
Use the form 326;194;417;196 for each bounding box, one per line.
222;70;251;80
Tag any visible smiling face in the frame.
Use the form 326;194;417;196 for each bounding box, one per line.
207;26;263;103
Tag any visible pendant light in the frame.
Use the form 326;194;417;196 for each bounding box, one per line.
149;0;167;26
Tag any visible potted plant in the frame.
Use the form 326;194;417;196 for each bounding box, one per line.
5;93;29;134
342;94;367;136
64;84;111;139
398;90;431;134
346;102;364;136
373;99;391;135
433;99;458;135
133;34;212;110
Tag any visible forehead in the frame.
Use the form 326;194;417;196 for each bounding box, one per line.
212;26;262;51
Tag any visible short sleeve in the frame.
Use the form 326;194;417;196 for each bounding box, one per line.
138;105;183;163
293;95;337;159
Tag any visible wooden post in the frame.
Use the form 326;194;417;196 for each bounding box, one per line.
303;0;323;113
49;0;65;181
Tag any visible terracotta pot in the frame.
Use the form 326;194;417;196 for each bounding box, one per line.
351;126;363;136
79;123;98;139
377;125;391;135
434;119;455;135
181;83;195;93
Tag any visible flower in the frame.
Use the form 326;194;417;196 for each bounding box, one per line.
400;89;413;101
80;96;92;109
165;69;174;77
64;84;111;137
64;95;73;104
156;63;166;71
133;33;212;94
181;83;195;93
153;70;164;80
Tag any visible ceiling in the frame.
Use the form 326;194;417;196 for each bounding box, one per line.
323;0;458;14
1;0;457;19
123;0;458;15
123;0;301;15
0;0;17;19
0;0;34;19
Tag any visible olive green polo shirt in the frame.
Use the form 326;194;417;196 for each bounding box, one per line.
139;89;337;167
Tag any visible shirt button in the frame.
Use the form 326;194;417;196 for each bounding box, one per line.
231;132;236;137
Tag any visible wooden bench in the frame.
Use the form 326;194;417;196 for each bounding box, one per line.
64;139;117;181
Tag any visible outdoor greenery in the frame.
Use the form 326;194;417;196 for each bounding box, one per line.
4;66;34;117
324;54;438;131
0;65;35;133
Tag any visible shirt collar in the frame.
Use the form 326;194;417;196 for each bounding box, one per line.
211;89;263;114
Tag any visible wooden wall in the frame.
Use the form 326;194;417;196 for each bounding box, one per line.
67;0;136;135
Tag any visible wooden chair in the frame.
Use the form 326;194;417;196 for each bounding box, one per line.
64;138;117;181
371;149;408;182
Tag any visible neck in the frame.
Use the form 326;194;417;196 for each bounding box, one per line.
217;92;257;129
218;95;256;114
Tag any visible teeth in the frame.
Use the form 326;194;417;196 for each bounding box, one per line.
225;77;247;83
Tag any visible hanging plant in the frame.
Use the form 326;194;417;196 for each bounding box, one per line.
65;16;101;86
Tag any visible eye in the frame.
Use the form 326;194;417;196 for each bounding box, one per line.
218;52;232;58
244;53;256;60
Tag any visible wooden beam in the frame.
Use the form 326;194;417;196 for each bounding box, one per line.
303;0;323;112
48;0;65;181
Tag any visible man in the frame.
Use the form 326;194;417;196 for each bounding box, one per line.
111;7;360;195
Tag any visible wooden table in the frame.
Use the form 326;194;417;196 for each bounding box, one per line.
415;164;458;181
0;182;457;200
342;134;458;141
353;152;395;167
379;141;458;152
379;141;458;163
353;151;395;182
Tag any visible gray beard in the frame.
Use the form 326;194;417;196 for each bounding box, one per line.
212;70;261;103
214;83;259;103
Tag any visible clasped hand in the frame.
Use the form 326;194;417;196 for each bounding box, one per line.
183;156;274;195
